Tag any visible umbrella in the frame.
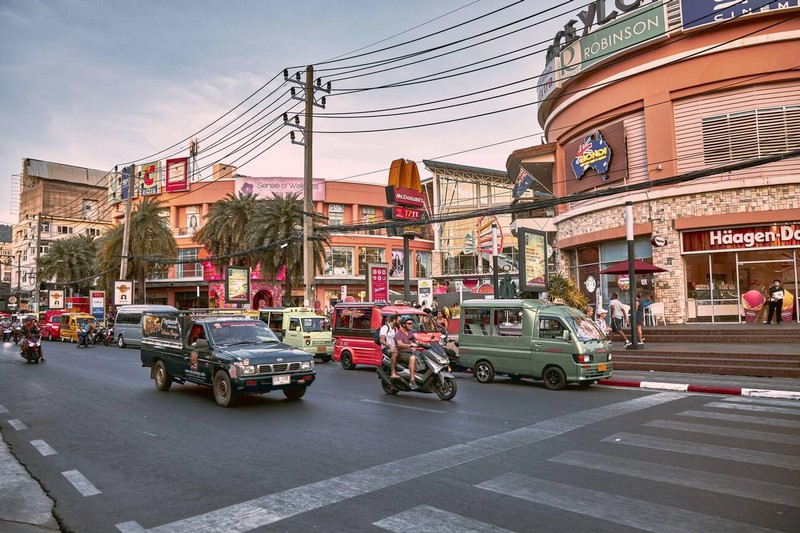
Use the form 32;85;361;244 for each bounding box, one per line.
599;259;667;275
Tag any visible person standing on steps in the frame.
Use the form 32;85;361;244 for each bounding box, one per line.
765;279;784;324
609;293;630;347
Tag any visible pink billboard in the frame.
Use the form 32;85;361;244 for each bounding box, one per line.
367;263;389;303
235;176;325;201
166;157;189;192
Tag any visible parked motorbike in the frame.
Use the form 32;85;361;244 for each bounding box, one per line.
93;327;108;345
439;331;468;373
20;333;43;364
2;326;11;342
376;343;457;400
102;327;114;346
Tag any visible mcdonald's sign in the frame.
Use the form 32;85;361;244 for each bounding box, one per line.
386;158;424;207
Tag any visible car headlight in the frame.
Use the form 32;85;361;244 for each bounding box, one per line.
231;362;257;377
305;340;311;346
300;360;314;371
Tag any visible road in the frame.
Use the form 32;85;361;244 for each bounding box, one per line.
1;339;798;533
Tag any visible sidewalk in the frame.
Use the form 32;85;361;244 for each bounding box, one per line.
0;434;58;533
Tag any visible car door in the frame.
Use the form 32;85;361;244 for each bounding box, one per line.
183;322;213;385
284;317;302;349
532;315;573;378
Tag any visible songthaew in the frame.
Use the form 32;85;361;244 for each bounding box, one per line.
140;312;315;407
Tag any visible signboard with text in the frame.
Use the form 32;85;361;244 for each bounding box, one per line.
114;281;134;306
166;157;189;192
392;206;422;220
91;291;105;322
49;290;64;309
366;263;389;303
682;223;800;253
225;266;251;304
235;176;326;201
518;228;548;293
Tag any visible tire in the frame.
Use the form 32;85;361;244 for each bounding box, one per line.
154;361;172;392
318;354;332;363
283;386;306;400
213;371;236;407
543;366;567;391
60;335;65;342
117;335;126;348
340;351;356;370
433;377;457;400
474;361;495;384
380;379;399;395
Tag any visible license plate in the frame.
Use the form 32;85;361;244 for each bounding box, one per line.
597;363;607;372
273;375;291;385
317;346;326;352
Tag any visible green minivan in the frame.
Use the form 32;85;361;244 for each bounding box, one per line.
457;299;612;390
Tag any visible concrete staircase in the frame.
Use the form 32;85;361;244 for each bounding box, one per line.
611;323;800;378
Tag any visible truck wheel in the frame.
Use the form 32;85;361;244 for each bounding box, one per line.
154;361;173;391
283;386;306;400
340;351;356;370
213;371;236;407
543;366;567;390
318;354;332;363
117;335;126;348
474;361;495;383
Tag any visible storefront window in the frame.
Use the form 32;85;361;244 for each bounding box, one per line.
324;246;354;276
416;251;432;278
358;247;385;275
328;204;345;226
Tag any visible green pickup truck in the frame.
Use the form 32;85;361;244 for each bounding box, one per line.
140;312;316;407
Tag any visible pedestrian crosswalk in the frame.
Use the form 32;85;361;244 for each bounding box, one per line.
371;395;799;533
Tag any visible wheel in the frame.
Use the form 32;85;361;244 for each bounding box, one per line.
60;335;65;342
283;386;306;400
433;377;457;400
474;361;495;383
318;354;332;363
578;380;597;388
543;366;567;390
213;371;236;407
117;335;126;348
380;379;399;395
154;361;172;391
340;351;356;370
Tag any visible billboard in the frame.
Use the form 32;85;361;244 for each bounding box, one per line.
235;176;326;201
225;266;250;304
91;290;105;322
49;290;64;309
139;161;160;196
166;157;189;192
114;280;134;305
681;0;800;30
366;263;389;303
518;228;548;293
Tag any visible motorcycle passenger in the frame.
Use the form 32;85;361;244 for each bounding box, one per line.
379;314;400;379
394;317;420;389
11;317;22;342
77;321;95;348
21;317;44;361
1;316;11;341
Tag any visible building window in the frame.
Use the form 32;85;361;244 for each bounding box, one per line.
416;251;432;278
362;206;378;234
56;225;73;235
82;200;98;221
702;105;800;165
358;247;385;275
85;228;101;237
41;221;50;233
328;204;345;226
324;246;354;276
176;248;201;278
39;245;50;255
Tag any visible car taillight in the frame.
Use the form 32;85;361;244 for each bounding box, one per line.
572;354;592;363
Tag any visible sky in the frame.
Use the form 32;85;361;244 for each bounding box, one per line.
0;0;569;226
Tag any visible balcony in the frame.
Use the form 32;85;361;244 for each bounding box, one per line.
174;227;198;238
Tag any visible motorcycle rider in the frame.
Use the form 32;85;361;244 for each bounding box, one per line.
394;317;420;389
20;317;44;362
1;316;11;341
379;314;400;379
11;316;22;342
77;320;95;348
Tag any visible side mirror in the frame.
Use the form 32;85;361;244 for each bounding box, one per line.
194;338;209;350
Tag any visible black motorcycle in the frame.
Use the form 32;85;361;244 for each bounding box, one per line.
376;343;457;400
20;333;43;364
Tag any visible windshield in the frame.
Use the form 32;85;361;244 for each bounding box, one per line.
567;315;606;342
208;321;280;346
301;317;330;332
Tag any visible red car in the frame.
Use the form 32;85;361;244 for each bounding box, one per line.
39;311;63;341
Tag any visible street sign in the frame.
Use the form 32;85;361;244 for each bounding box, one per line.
392;206;422;220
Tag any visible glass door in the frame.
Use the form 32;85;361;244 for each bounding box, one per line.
737;250;798;324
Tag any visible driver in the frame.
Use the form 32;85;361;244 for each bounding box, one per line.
21;317;44;361
393;317;420;389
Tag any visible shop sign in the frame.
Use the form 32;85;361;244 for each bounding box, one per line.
392;206;422;220
650;235;667;247
681;0;800;30
537;56;560;107
417;279;433;307
236;176;325;201
572;131;612;180
563;121;627;194
683;223;800;252
386;186;424;207
366;263;389;303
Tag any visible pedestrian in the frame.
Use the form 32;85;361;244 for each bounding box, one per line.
609;292;630;347
765;279;784;324
634;293;645;344
595;308;611;336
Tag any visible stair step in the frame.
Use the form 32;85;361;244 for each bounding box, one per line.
612;361;800;378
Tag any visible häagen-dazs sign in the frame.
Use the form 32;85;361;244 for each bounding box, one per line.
683;223;800;252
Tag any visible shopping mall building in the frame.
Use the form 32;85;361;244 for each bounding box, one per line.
526;0;800;323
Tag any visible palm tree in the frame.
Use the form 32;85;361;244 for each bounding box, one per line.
543;271;589;311
194;192;259;268
39;234;98;295
247;193;329;305
98;197;178;303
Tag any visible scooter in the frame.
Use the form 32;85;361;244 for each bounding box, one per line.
439;331;468;373
93;327;108;345
20;333;43;364
376;343;458;400
2;326;11;342
102;327;114;346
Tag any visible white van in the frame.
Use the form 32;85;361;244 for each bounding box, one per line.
114;305;179;348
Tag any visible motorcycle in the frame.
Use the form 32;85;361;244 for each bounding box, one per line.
376;343;458;400
101;327;114;346
12;325;22;343
77;327;95;348
93;327;108;345
20;333;43;364
439;331;468;373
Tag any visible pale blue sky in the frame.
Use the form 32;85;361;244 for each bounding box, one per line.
0;0;564;225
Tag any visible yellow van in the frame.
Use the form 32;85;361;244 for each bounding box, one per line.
59;313;97;343
458;299;612;390
256;307;334;362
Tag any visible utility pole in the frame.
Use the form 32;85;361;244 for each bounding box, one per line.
303;65;314;308
33;212;41;313
120;165;135;281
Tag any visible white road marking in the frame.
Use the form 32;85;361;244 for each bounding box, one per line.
644;419;800;445
477;473;784;533
62;470;101;497
677;409;800;428
8;419;28;430
374;505;515;533
0;404;8;414
705;401;800;415
604;432;800;469
115;392;686;533
720;396;800;408
640;381;688;391
361;399;446;413
551;450;800;508
742;389;800;400
30;439;57;456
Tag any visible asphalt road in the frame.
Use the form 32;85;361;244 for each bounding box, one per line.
1;340;799;533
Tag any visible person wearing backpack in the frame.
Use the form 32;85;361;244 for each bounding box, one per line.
379;314;401;379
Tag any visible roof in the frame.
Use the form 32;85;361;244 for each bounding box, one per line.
24;158;109;188
422;160;508;185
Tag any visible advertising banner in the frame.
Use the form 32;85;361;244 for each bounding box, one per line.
166;157;189;192
235;176;325;201
120;165;132;200
417;279;433;307
90;290;105;322
536;56;560;107
682;223;800;253
366;263;389;303
143;313;182;343
140;161;160;196
225;266;250;304
518;228;548;293
681;0;800;30
114;280;134;305
49;290;64;309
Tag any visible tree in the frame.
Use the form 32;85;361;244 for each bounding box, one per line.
194;192;259;268
98;197;178;303
247;193;329;305
543;271;589;311
39;234;98;295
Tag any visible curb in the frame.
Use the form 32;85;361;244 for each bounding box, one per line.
599;379;800;400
